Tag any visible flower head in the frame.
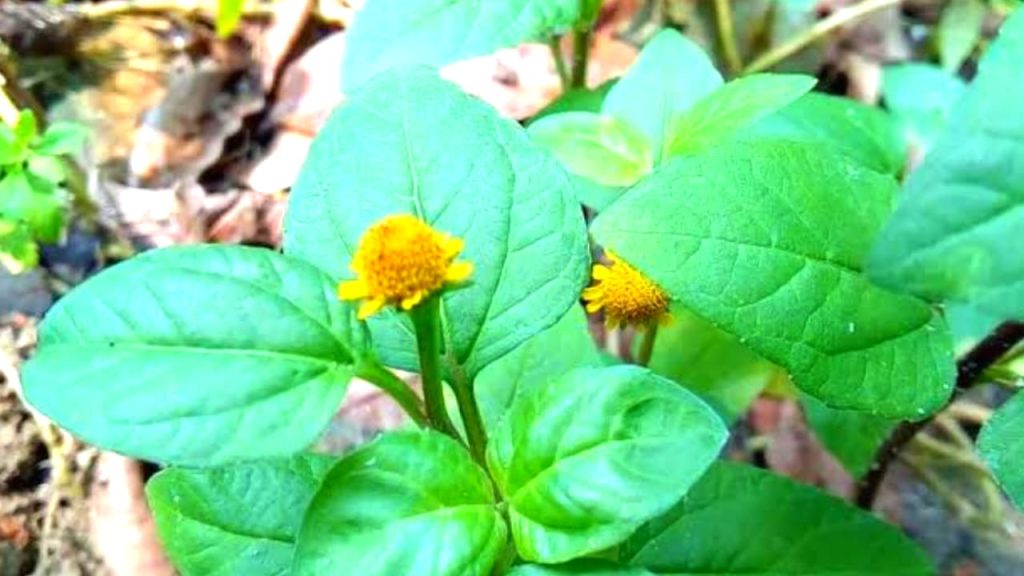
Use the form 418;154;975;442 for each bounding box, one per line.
338;214;473;319
582;251;670;329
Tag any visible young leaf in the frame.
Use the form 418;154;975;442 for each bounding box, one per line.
592;141;956;419
882;64;967;151
285;68;589;377
216;0;246;38
978;392;1024;508
619;462;934;575
13;109;38;148
646;305;778;423
743;92;906;176
938;0;985;72
666;73;816;157
602;29;723;162
487;365;728;563
476;304;600;432
868;12;1024;322
527;112;653;186
22;245;368;466
801;393;894;478
27;155;67;185
147;454;334;576
293;431;506;575
343;0;583;89
0;169;65;244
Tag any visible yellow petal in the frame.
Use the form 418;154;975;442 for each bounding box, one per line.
605;251;622;265
445;260;473;283
585;300;604;313
592;264;610;280
401;291;424;310
338;279;369;301
442;235;465;258
357;298;386;320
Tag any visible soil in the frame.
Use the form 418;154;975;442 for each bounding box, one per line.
1;315;108;576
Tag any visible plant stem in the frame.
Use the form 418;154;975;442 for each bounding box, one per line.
712;0;744;76
570;27;592;89
355;360;428;428
549;37;571;89
855;320;1024;509
743;0;902;74
449;361;488;466
409;297;460;440
636;323;658;367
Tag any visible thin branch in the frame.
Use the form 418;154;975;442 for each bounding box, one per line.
855;320;1024;509
957;321;1024;386
743;0;902;74
712;0;744;76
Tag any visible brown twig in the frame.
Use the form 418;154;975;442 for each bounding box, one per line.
743;0;902;74
855;320;1024;509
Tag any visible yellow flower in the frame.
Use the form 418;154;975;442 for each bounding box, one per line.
582;251;671;329
338;214;473;319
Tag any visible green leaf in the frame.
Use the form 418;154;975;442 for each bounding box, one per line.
13;109;38;148
646;305;778;423
602;29;723;162
528;112;652;186
666;73;816;157
570;174;624;212
530;81;616;124
938;0;986;72
476;304;600;432
868;12;1024;322
801;393;894;477
27;155;67;185
509;560;652;575
978;392;1024;508
147;454;335;576
0;218;38;274
0;169;65;244
343;0;583;89
0;125;19;164
743;92;906;176
592;141;956;419
620;462;934;575
882;63;967;151
487;365;727;563
285;68;589;377
293;430;506;575
34;122;89;156
22;245;367;466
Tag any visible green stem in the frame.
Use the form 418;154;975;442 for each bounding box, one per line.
355;360;428;428
409;297;460;439
449;361;488;465
636;323;658;367
549;36;570;89
570;27;592;89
